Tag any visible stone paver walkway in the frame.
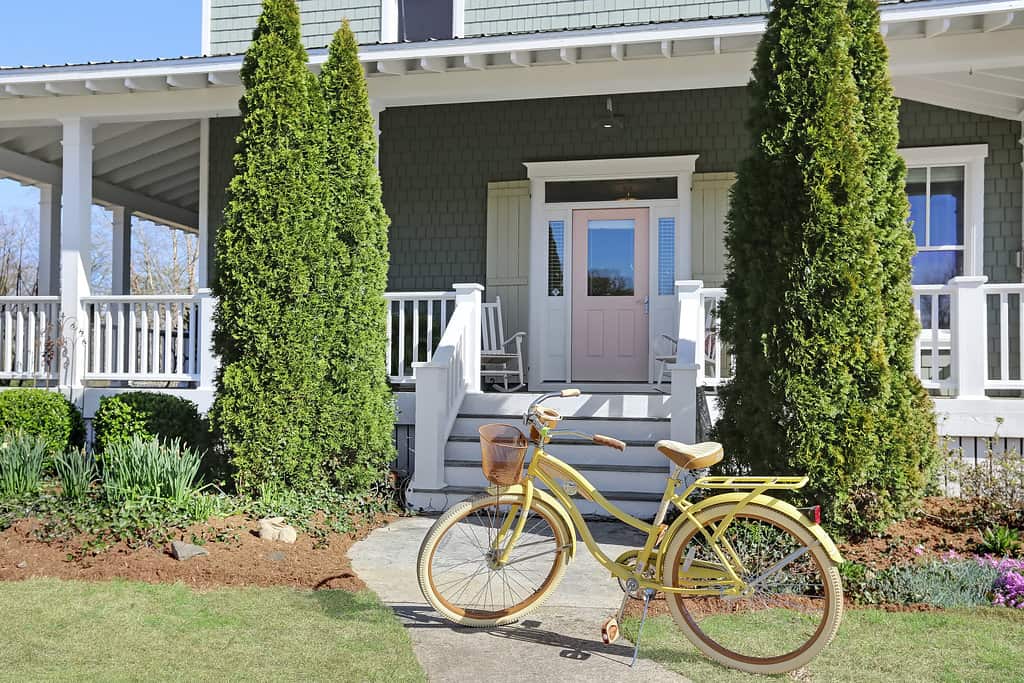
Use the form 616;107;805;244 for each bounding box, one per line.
349;516;690;682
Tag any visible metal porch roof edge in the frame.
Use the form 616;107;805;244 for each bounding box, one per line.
0;0;1020;86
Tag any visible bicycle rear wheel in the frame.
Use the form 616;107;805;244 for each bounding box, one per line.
417;492;571;627
663;502;843;675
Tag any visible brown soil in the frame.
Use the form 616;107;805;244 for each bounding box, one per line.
837;496;984;570
0;513;394;591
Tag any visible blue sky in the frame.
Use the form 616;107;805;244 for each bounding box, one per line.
1;2;201;212
0;1;201;67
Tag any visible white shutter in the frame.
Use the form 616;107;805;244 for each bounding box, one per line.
691;172;736;287
486;180;531;359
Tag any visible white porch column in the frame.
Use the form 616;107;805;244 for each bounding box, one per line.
669;363;699;444
59;117;94;392
111;206;132;295
950;275;988;399
197;288;218;392
37;184;61;295
675;280;704;368
198;118;211;288
454;282;484;394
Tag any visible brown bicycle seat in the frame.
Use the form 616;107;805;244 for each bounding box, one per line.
655;440;723;470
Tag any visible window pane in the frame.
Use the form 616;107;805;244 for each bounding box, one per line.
588;219;634;296
399;0;453;41
911;250;962;285
929;166;964;247
548;220;565;296
545;177;677;203
658;218;675;296
905;167;927;247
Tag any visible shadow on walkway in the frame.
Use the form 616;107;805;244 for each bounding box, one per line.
388;603;638;666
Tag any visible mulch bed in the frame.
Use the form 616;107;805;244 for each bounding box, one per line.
0;513;394;591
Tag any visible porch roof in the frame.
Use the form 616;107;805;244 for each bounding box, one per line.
0;1;1022;122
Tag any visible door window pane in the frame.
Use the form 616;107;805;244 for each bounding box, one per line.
587;219;634;296
657;218;675;296
548;220;565;296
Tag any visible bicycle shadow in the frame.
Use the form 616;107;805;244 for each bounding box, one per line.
388;603;638;665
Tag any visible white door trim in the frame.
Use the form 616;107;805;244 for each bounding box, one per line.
524;154;700;387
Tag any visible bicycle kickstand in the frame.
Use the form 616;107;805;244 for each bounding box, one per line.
630;588;657;668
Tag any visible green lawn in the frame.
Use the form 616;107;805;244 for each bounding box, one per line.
625;609;1024;682
0;578;424;683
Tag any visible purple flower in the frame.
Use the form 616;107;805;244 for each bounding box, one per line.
993;570;1024;610
912;544;925;556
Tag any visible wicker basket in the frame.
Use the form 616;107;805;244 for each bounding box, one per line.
479;424;530;486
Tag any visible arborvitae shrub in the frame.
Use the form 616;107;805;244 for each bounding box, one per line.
319;22;396;493
716;0;937;534
210;0;344;495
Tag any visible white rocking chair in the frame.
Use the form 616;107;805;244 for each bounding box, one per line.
480;296;526;392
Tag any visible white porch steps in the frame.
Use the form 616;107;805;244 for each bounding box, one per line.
408;392;676;519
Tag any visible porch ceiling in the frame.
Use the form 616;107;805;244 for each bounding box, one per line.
0;120;200;231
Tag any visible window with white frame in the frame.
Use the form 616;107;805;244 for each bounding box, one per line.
906;165;965;285
900;145;987;286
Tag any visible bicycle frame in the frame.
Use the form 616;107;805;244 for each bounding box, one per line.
491;442;810;596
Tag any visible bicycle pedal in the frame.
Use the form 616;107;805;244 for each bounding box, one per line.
601;616;620;644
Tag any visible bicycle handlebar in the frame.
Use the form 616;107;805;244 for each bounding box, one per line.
593;434;627;451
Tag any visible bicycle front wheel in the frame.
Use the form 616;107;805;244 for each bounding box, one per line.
663;502;843;675
417;492;571;627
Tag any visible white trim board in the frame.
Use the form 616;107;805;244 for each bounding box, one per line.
525;155;699;388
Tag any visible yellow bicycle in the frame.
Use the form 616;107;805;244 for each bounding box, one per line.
417;389;844;675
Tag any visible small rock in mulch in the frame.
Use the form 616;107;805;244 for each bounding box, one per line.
258;517;298;544
267;551;288;562
16;561;27;569
170;540;210;561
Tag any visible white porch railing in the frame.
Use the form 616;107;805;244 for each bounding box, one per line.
80;292;214;385
411;284;483;491
0;297;60;381
699;287;731;387
384;290;457;383
678;277;1024;399
912;283;954;392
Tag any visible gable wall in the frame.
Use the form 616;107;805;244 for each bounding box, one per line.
209;0;380;54
464;1;769;35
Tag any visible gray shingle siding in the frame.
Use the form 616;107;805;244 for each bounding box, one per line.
464;1;770;36
205;90;1022;296
209;0;380;54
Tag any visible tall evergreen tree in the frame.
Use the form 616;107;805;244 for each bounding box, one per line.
319;22;396;492
716;0;893;533
211;0;346;495
848;0;939;525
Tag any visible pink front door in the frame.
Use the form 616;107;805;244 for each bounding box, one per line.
571;208;650;381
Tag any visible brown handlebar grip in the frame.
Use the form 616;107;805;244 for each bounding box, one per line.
560;388;581;397
593;434;627;451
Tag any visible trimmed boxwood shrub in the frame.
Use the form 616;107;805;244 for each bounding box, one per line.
93;392;208;455
0;389;85;455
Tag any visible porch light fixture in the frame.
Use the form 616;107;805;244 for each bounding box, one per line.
596;97;624;130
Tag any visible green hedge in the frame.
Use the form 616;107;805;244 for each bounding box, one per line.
0;389;85;455
93;393;208;455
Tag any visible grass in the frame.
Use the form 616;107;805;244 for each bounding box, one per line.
624;609;1024;682
0;578;424;683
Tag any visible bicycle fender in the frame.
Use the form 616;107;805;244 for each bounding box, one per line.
485;484;577;562
658;492;843;580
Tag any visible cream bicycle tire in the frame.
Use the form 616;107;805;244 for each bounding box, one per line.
417;492;571;627
663;502;844;675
